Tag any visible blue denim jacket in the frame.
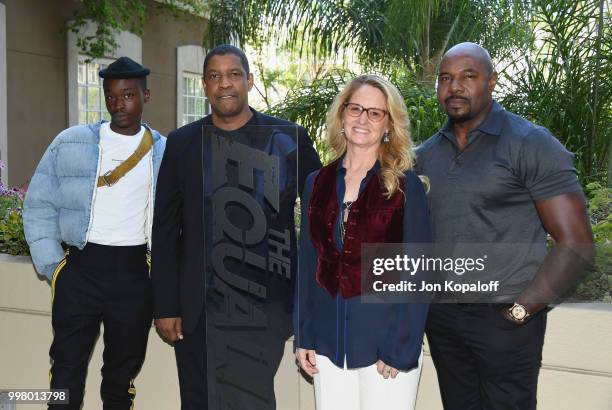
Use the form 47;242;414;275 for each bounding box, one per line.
23;121;166;279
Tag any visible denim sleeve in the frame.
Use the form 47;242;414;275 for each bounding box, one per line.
293;170;319;349
23;141;65;280
379;171;432;371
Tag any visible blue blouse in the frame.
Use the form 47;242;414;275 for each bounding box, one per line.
294;160;432;371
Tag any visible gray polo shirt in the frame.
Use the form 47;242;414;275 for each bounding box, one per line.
415;101;583;295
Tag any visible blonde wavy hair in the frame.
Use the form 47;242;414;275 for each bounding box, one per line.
326;74;415;198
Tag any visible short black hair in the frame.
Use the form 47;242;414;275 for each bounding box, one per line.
203;44;250;75
102;77;147;92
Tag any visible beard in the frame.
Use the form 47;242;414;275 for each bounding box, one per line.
444;96;472;124
447;112;473;124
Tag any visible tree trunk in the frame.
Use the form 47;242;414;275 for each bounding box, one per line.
592;0;604;185
608;140;612;188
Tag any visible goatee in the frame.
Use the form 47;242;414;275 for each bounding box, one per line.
447;113;472;124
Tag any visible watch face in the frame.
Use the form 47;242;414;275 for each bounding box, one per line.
511;305;527;320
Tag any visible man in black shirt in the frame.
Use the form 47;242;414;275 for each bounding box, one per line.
151;45;321;409
416;42;593;409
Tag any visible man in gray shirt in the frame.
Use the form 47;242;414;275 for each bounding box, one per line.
416;42;594;409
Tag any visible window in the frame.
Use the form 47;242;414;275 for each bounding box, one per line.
77;58;112;125
176;45;208;127
182;72;209;126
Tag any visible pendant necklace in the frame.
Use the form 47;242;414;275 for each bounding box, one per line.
341;200;355;241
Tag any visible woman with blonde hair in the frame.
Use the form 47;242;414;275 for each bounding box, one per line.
294;74;431;409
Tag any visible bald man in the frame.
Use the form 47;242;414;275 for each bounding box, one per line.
415;43;593;409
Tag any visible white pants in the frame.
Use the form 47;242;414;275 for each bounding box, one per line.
313;353;423;410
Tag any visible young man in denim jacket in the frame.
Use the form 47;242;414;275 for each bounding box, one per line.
23;57;166;410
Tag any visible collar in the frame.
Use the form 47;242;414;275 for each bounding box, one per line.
474;100;504;136
438;100;504;143
203;106;259;128
88;120;161;143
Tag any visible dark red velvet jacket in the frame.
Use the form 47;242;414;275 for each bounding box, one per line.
308;160;404;298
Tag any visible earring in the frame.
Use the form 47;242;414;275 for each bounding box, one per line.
383;131;390;142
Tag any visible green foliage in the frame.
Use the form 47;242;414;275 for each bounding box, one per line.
67;0;146;59
390;70;446;144
0;191;29;256
158;0;209;18
573;182;612;302
207;0;531;85
587;182;612;236
252;58;308;110
266;68;354;162
68;0;207;59
500;0;611;184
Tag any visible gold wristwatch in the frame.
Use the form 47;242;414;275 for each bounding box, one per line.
508;302;530;323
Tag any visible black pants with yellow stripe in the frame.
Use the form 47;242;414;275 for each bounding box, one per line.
49;243;153;410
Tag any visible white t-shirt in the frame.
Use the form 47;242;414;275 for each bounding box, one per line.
88;122;151;245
